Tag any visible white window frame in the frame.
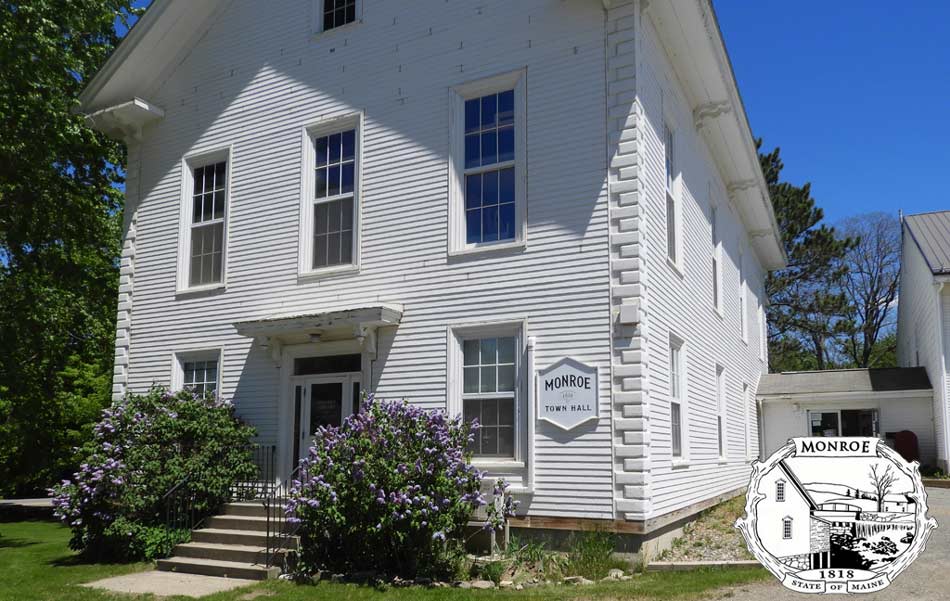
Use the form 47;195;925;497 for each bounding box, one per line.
669;334;688;464
716;364;726;460
738;252;748;342
663;120;681;272
758;301;767;361
171;347;224;394
176;146;232;294
743;382;751;460
312;0;361;35
776;479;786;503
447;318;527;469
711;203;723;314
782;516;793;540
448;69;527;256
299;112;363;279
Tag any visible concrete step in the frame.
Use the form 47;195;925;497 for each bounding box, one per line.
204;514;292;533
172;541;275;564
190;528;298;550
222;502;275;518
157;556;280;580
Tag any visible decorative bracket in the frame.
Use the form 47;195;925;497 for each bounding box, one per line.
693;100;732;132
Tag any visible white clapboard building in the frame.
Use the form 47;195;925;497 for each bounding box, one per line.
80;0;784;551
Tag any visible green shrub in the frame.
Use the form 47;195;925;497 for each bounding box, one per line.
51;388;257;561
480;560;507;585
565;531;628;580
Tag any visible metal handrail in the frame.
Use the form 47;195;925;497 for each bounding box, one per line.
263;464;304;569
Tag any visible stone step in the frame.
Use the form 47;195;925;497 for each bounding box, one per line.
204;514;293;533
222;502;269;518
190;528;298;550
172;541;278;564
157;556;280;580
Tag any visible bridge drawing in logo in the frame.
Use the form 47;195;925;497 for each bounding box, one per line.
737;437;937;594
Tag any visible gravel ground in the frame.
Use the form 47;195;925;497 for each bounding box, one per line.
660;495;754;562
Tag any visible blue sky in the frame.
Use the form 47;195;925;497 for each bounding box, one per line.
715;1;950;224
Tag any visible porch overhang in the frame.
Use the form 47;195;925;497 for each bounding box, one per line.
233;304;403;361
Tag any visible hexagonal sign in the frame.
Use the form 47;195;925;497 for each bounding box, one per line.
537;357;599;430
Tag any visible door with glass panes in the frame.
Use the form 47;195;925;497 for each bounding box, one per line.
291;374;361;467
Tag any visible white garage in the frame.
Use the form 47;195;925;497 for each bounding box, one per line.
758;368;936;467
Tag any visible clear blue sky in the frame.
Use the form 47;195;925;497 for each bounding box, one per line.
715;1;950;224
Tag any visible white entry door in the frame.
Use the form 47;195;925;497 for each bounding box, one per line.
291;374;361;466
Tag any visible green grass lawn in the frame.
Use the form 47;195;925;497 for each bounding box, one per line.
0;520;769;601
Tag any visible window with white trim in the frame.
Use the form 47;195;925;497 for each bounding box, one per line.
759;302;767;361
776;480;786;502
711;204;722;311
738;254;747;340
664;122;677;264
178;150;230;291
449;71;526;254
317;0;356;32
173;350;222;396
716;364;725;458
742;382;750;459
670;336;684;458
782;517;793;540
300;116;361;275
462;336;516;458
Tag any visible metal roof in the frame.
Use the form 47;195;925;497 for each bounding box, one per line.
904;211;950;275
758;368;931;397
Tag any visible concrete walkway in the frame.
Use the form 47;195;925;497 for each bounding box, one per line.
709;487;950;601
81;570;258;598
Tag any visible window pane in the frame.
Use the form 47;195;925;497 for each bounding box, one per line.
328;165;340;197
482;205;499;242
479;338;497;364
341;197;354;230
498;398;514;425
498;426;514;457
202;193;214;222
341;162;354;194
316;136;328;166
497;90;514;125
667;194;676;260
327;232;341;265
481;94;497;130
497;337;515;364
498;126;514;162
334;7;345;27
323;9;334;31
671;402;682;456
481;398;498;425
214;161;227;190
193;166;205;194
315;168;328;198
328;133;341;163
465;134;480;169
499;203;515;240
497;365;515;392
466;209;481;244
481;426;498;456
313;234;328;267
480;366;496;393
465;174;481;209
344;2;355;23
463;367;479;393
201;253;213;285
463;339;479;365
315;203;329;235
480;130;497;165
499;168;514;203
213;191;226;220
482;170;498;206
328;199;342;231
463;398;479;425
341;129;355;160
340;230;353;263
465;99;480;134
189;255;202;287
192;195;203;223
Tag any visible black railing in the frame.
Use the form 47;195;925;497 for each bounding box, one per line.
232;443;277;501
162;476;197;540
263;464;303;569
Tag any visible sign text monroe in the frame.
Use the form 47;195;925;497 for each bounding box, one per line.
537;358;599;430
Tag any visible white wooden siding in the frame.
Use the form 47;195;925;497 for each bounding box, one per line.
633;14;766;520
124;0;614;519
897;231;947;467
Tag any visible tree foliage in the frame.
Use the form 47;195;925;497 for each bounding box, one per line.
0;1;141;495
759;141;857;371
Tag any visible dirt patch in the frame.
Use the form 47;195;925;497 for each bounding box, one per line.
659;495;754;562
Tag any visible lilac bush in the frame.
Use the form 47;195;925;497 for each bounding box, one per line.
50;387;257;560
287;397;517;579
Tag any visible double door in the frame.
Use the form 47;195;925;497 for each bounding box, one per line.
292;374;361;466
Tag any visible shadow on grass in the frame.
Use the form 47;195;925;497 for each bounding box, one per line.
0;537;37;549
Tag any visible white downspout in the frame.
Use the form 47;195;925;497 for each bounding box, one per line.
526;336;536;492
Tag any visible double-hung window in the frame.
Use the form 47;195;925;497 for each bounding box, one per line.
664;122;677;265
173;349;222;396
317;0;357;32
178;149;230;292
669;337;684;458
449;70;526;254
462;336;517;458
716;364;725;458
301;116;361;276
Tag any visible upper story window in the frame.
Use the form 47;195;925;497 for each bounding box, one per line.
669;336;684;458
177;148;230;293
449;70;526;255
776;480;786;502
738;254;747;341
300;115;361;276
716;364;725;458
320;0;356;32
711;204;722;311
663;122;678;265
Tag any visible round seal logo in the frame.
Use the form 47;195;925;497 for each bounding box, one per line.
736;437;937;594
